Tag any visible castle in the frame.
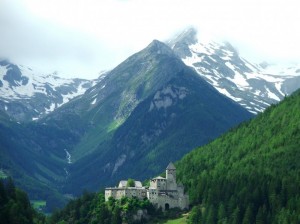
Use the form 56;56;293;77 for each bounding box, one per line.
105;162;189;211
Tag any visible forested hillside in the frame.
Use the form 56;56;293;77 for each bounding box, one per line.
176;90;300;223
48;193;159;224
30;90;300;224
0;178;45;224
0;113;74;211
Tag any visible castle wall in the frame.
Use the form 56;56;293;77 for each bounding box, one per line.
105;187;146;201
149;192;189;211
166;169;176;181
147;188;159;200
166;177;177;191
150;177;167;190
105;162;189;210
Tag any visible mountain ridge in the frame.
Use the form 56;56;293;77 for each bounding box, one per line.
0;60;101;122
5;33;296;211
61;40;252;194
169;27;300;114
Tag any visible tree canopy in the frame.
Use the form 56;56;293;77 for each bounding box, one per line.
0;178;45;224
126;178;135;187
177;90;300;223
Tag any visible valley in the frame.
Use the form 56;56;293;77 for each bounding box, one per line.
35;83;300;223
0;28;300;215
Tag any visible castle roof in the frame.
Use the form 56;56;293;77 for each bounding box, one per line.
119;180;127;188
166;162;176;170
134;181;143;188
153;176;166;180
118;180;143;188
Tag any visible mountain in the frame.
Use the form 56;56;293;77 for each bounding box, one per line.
168;28;300;114
176;89;300;223
0;60;100;122
0;60;98;209
46;83;300;224
0;108;77;210
1;27;298;215
48;40;253;194
0;40;252;209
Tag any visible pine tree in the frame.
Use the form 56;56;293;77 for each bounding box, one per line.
206;204;216;224
242;205;253;224
188;205;202;224
111;206;122;224
6;177;16;199
217;203;227;224
231;206;240;224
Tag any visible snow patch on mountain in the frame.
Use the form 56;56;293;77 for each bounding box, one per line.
45;103;56;114
0;64;94;101
91;98;97;105
170;28;300;114
266;87;280;101
215;87;243;102
0;60;100;121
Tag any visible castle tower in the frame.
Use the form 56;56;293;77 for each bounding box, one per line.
166;162;176;182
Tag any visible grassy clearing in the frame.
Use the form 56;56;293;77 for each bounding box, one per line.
31;200;46;210
163;216;188;224
151;213;189;224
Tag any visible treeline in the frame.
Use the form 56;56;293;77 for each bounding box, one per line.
49;192;158;224
48;192;188;223
3;91;300;224
0;178;45;224
177;90;300;223
0;178;176;224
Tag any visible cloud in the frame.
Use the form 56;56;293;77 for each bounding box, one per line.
0;0;300;79
0;1;110;78
192;0;300;63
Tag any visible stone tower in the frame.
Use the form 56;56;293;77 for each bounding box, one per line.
166;162;176;181
166;162;177;190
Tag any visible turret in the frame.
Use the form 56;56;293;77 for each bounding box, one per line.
166;162;176;182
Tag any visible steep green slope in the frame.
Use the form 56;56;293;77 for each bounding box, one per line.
0;40;252;208
0;113;77;210
45;40;188;162
64;41;252;194
176;90;300;223
103;69;250;179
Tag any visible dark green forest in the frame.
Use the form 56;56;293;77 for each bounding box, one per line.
44;90;300;223
0;178;176;224
2;89;300;223
176;90;300;223
48;193;161;224
0;178;158;224
0;178;45;224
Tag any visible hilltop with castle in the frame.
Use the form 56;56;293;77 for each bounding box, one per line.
105;162;189;211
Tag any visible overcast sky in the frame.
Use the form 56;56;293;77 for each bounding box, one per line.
0;0;299;79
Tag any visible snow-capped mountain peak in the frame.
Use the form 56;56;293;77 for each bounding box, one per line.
169;28;300;114
0;60;99;121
